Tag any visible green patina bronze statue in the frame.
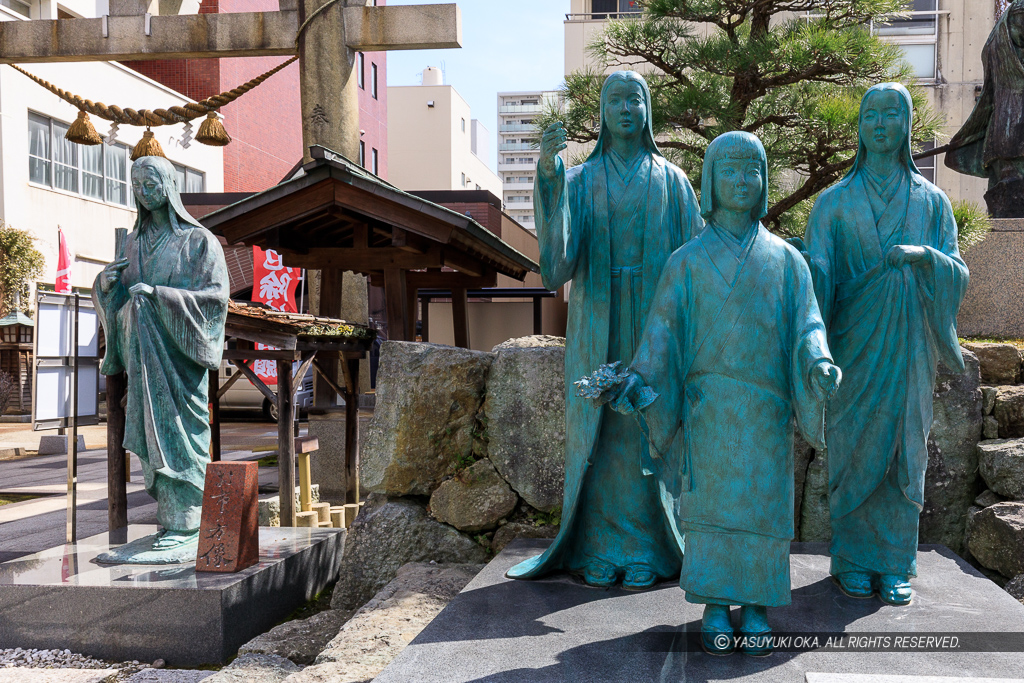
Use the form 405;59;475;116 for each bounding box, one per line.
93;155;229;565
807;83;968;606
602;131;840;656
945;0;1024;217
506;71;703;589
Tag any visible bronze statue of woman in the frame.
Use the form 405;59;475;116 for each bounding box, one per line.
506;71;703;589
94;154;229;564
806;83;968;605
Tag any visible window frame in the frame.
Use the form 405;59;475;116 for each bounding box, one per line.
27;111;204;207
371;62;378;99
371;147;379;176
357;53;365;89
359;140;366;168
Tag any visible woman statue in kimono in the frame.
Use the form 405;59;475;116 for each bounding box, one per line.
610;131;840;655
805;83;968;605
93;154;229;563
506;71;703;589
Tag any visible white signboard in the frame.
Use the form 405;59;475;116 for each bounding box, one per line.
32;293;101;430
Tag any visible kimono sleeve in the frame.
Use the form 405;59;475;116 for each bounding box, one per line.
149;230;229;370
534;158;586;290
916;191;969;373
629;250;687;457
804;192;838;327
786;247;833;451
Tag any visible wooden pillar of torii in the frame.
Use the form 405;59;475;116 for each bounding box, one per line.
0;0;461;526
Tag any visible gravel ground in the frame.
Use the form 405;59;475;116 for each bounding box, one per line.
0;649;152;681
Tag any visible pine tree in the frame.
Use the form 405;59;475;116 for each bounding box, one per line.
544;0;946;235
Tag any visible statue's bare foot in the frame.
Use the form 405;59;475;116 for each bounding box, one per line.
152;530;199;549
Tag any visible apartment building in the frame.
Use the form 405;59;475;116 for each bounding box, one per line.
496;90;560;232
563;0;993;207
387;67;501;196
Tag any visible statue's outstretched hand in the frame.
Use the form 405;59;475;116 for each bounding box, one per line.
609;370;645;414
539;122;567;180
885;244;928;268
811;361;842;402
98;258;129;294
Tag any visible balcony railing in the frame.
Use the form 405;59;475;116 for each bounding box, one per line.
498;162;537;171
499;143;539;152
499;104;542;114
500;123;539;133
565;12;642;21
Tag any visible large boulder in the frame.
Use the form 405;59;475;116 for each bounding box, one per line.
491;521;560;554
962;342;1023;384
792;434;815;539
361;342;494;496
238;609;349;665
428;459;519;532
994;385;1024;438
965;502;1024;578
1006;574;1024;605
919;351;984;554
799;449;831;542
290;563;482;683
201;654;300;683
978;438;1024;500
330;494;487;612
483;337;566;512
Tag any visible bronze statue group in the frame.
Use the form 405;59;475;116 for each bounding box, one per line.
507;71;968;658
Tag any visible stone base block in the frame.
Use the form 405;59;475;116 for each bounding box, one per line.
374;540;1024;682
959;219;1024;338
0;525;344;666
37;434;86;455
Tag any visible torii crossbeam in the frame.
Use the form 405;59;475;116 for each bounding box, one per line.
0;0;461;162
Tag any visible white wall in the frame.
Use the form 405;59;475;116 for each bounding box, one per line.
0;51;224;293
388;84;502;196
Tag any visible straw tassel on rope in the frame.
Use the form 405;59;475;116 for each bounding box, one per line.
65;110;103;146
196;112;231;146
131;130;165;161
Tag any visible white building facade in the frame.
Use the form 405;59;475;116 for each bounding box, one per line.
1;2;224;297
496;90;560;233
387;68;501;196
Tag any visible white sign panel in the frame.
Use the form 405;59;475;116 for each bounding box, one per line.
32;293;101;430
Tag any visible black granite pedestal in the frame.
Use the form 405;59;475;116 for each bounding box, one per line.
0;525;343;666
375;540;1024;683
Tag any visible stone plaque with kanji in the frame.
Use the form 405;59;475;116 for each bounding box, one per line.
196;461;259;573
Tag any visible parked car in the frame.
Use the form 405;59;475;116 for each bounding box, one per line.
218;360;314;421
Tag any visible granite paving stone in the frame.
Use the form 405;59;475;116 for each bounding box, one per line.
374;540;1024;683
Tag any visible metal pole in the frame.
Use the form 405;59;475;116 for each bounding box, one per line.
66;292;79;544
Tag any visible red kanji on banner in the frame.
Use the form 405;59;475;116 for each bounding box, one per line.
251;247;301;385
55;228;72;294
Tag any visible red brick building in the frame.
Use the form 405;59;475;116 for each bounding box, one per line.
124;0;388;191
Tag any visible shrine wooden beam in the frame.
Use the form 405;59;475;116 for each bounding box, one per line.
0;4;460;64
370;270;498;290
282;247;443;271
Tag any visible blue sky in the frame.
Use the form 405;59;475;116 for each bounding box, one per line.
387;0;570;171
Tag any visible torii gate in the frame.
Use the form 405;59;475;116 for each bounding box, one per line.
0;0;461;528
0;0;461;164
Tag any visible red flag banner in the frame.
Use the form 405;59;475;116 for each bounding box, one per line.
251;247;301;385
55;228;72;294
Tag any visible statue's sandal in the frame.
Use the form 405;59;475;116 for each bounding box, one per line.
833;571;875;599
878;575;912;605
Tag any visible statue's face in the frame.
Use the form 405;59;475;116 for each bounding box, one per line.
859;90;907;157
602;79;647;142
712;155;763;216
131;165;169;213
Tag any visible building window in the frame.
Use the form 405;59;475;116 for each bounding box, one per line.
371;63;378;99
371;148;379;175
461;172;466;187
475;184;481;190
917;140;936;183
359;141;366;168
172;163;206;193
0;0;31;17
357;53;365;89
28;112;202;207
461;118;466;132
